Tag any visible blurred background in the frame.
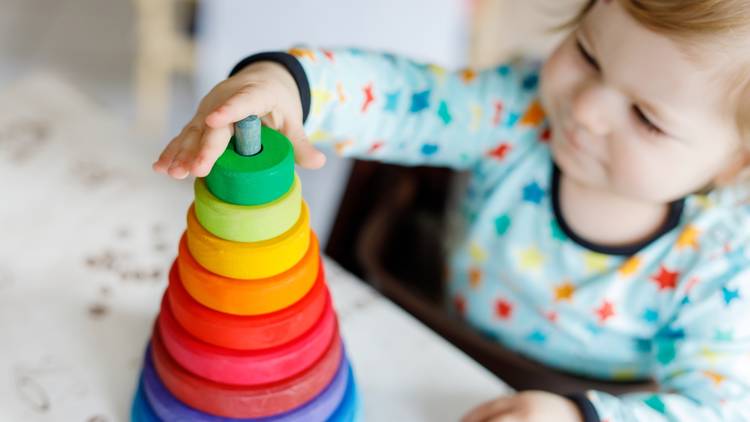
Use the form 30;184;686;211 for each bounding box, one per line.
1;0;572;250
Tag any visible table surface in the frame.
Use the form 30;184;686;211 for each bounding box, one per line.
0;74;511;422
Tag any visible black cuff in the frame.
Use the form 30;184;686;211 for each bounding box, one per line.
565;393;601;422
229;51;311;123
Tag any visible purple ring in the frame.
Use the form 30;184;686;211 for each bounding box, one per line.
142;343;350;421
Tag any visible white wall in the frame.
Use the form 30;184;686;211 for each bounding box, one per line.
196;0;470;247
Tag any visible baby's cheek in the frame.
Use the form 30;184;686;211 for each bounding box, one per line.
608;147;670;200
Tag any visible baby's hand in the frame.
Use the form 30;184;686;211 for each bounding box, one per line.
153;61;326;179
461;391;584;422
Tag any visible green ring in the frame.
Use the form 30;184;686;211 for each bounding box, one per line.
194;175;302;242
205;126;295;206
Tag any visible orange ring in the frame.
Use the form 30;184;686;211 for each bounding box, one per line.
177;232;320;316
150;323;343;418
186;202;310;279
167;259;329;350
157;293;338;386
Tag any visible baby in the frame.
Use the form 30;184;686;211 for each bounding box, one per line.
154;0;750;421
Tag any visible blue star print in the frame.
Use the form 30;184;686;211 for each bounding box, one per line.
522;181;545;204
410;90;430;112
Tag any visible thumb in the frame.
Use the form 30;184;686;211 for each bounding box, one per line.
285;122;326;169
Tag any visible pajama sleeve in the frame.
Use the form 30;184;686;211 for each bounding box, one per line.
581;245;750;421
232;47;548;170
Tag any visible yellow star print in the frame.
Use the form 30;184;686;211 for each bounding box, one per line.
554;281;575;302
288;47;316;61
703;370;726;385
309;130;332;144
469;242;487;263
612;368;638;381
700;347;722;364
619;256;641;277
676;225;700;250
584;252;609;274
469;104;483;133
427;64;446;85
694;195;714;209
311;88;333;116
519;247;545;271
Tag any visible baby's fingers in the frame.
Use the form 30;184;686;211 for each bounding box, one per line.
167;126;202;179
204;85;272;130
191;125;233;177
285;123;326;169
153;134;185;174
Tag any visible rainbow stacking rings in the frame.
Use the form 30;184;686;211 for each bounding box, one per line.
131;121;359;422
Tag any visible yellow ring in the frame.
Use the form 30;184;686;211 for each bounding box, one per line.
186;201;311;279
194;175;302;242
176;232;321;316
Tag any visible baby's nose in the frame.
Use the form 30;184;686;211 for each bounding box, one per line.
570;83;617;137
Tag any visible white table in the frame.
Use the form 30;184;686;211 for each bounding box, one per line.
0;74;511;422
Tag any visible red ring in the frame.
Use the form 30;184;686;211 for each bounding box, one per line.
167;260;329;350
150;323;342;418
157;292;337;386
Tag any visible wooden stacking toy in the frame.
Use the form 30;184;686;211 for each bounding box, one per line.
131;115;361;421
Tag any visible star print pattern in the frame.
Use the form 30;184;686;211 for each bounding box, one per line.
284;46;750;421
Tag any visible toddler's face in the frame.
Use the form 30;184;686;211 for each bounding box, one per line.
540;0;745;203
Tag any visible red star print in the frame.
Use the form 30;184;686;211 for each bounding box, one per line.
361;83;375;113
546;310;558;323
595;300;615;322
487;143;511;160
322;49;335;62
492;100;504;126
368;140;384;154
495;299;513;319
454;295;466;316
539;128;551;143
651;266;679;291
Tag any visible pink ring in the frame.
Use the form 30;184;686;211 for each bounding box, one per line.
157;293;337;386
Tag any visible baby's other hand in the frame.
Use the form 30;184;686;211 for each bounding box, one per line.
153;61;326;179
461;391;584;422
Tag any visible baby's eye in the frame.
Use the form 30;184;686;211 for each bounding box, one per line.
632;105;664;136
575;39;599;71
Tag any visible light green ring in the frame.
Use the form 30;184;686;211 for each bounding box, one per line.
194;175;302;242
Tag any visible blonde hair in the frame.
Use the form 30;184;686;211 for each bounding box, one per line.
573;0;750;36
569;0;750;185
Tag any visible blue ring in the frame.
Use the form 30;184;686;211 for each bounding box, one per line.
131;379;160;422
326;366;360;421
